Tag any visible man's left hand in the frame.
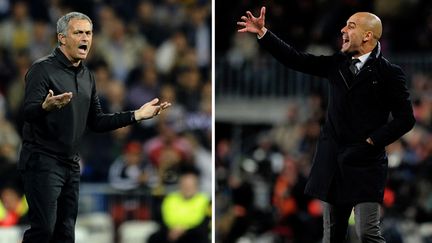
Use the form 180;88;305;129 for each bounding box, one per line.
134;98;171;121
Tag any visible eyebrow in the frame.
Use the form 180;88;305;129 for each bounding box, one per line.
347;21;356;27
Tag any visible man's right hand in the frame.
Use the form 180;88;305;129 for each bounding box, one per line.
42;89;73;111
237;6;267;38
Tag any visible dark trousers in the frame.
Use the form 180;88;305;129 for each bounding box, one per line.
20;153;80;243
323;202;386;243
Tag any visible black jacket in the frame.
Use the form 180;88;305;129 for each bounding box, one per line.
258;30;415;204
19;48;136;169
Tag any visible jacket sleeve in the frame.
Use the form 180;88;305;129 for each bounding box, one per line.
86;73;137;132
23;63;49;122
369;64;416;147
258;30;332;78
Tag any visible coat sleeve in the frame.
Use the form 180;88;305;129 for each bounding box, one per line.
86;72;137;132
258;30;332;78
369;64;415;147
23;63;49;121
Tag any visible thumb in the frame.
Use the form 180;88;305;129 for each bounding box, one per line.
46;89;54;98
149;98;159;105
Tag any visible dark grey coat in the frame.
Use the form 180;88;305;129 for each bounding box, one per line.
258;30;415;204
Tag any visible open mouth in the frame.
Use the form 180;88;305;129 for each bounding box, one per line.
78;44;88;51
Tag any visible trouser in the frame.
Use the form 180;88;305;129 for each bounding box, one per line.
20;153;80;243
323;201;386;243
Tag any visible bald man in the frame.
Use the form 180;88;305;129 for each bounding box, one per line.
238;8;415;243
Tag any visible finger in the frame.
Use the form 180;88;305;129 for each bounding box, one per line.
237;22;246;27
153;106;161;116
160;103;170;109
246;11;254;19
149;98;159;105
64;92;73;98
57;92;73;99
61;97;72;105
260;6;266;18
238;28;248;33
241;16;248;21
61;93;73;101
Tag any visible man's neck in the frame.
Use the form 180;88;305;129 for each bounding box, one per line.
59;46;81;67
352;42;376;58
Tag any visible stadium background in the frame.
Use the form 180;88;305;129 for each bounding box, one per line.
0;0;211;242
216;1;432;243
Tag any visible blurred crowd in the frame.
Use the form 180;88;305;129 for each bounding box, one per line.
215;0;432;242
0;0;212;233
216;78;432;242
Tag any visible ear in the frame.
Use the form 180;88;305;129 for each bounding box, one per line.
363;31;373;42
58;33;66;45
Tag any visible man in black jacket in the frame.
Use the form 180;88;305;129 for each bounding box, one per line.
19;12;170;243
237;7;415;243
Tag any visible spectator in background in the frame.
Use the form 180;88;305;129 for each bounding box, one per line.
149;167;210;243
176;67;202;112
184;133;211;197
134;0;168;47
182;5;210;76
144;116;192;186
101;80;130;113
28;21;54;61
272;156;322;243
6;49;31;130
126;45;157;87
90;60;112;98
156;31;188;75
108;141;156;226
220;174;254;243
0;94;21;164
95;15;147;81
0;1;33;53
0;185;28;226
269;103;303;156
109;141;157;191
127;66;161;110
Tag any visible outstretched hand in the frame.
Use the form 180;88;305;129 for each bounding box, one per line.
237;6;267;37
42;89;73;111
134;98;171;121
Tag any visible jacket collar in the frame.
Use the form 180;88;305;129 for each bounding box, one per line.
366;41;381;61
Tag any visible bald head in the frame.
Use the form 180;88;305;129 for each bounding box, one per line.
341;12;382;56
352;12;382;41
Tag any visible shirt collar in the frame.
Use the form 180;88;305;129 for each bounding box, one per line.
54;47;83;70
353;52;371;65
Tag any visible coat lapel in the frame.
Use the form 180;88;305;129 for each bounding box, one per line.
347;42;382;90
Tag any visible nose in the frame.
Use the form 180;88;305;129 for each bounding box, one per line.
341;26;347;34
